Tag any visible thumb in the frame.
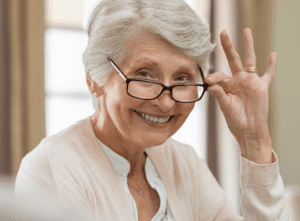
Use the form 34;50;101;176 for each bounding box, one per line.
207;84;230;111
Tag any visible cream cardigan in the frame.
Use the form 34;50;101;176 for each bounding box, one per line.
15;118;288;220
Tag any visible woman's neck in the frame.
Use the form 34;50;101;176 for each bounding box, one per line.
90;112;146;177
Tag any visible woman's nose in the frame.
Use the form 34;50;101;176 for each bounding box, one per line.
150;90;176;112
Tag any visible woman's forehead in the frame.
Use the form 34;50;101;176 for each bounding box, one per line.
123;36;195;67
119;51;196;75
126;31;191;57
128;33;179;55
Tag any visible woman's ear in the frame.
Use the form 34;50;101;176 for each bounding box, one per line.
86;73;104;97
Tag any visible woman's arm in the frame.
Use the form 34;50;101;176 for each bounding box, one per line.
204;28;289;220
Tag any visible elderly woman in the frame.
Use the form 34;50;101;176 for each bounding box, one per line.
15;0;288;220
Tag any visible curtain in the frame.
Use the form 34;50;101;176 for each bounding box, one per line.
0;0;11;175
194;0;240;212
9;0;45;175
206;0;219;181
195;0;241;213
213;0;241;214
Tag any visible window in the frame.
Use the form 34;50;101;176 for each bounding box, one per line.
45;0;207;160
45;0;94;136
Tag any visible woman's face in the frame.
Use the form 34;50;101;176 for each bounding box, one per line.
100;32;197;148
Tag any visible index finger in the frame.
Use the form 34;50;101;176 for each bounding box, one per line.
220;30;244;74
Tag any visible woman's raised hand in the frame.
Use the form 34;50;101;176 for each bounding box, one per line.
205;28;276;164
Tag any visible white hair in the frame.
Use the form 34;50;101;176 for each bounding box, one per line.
82;0;215;109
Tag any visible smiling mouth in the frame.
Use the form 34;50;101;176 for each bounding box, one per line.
134;110;173;124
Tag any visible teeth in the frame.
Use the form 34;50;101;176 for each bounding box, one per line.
135;111;171;123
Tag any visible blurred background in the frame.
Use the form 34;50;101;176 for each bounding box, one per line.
1;0;300;219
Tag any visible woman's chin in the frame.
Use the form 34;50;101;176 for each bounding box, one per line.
128;110;180;147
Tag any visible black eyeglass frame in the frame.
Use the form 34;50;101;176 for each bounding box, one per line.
107;57;209;103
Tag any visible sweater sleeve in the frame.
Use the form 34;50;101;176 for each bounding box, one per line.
239;150;289;220
214;150;289;221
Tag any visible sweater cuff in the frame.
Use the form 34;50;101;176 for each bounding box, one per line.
240;149;280;186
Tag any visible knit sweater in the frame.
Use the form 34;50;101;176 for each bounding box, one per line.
15;117;288;220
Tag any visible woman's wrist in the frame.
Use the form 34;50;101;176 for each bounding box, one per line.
239;133;273;164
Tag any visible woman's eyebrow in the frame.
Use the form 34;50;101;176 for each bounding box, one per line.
133;58;160;69
133;58;196;72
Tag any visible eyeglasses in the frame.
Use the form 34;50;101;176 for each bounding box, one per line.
107;57;208;103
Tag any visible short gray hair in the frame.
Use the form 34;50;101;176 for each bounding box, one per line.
83;0;215;109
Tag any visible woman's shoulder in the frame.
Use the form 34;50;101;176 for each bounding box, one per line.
147;138;207;170
44;117;94;148
20;117;97;171
158;138;204;160
40;117;93;148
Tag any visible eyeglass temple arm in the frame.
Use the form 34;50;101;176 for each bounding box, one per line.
107;57;127;81
197;64;209;90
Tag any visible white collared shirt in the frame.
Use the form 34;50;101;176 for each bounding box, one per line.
99;140;175;221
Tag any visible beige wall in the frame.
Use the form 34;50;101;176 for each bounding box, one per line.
275;0;300;186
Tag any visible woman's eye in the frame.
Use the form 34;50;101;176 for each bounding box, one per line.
175;75;190;82
137;71;152;79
